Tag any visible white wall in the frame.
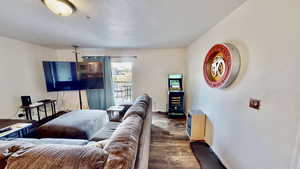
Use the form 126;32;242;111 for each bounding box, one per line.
0;36;57;118
185;0;300;169
55;48;186;112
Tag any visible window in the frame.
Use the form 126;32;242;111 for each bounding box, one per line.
111;61;133;105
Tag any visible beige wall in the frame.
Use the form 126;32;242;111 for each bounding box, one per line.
54;48;186;112
0;36;57;118
0;39;185;115
185;0;300;168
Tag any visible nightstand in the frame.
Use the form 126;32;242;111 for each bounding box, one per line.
107;106;125;122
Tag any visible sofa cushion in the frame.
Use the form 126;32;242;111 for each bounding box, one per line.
119;104;132;118
0;141;34;169
41;138;89;145
4;144;108;169
87;139;110;149
90;122;120;141
0;141;33;160
122;94;150;120
103;114;143;169
132;94;150;106
11;138;89;145
37;110;108;139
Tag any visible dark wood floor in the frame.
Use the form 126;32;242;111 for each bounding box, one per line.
149;112;201;169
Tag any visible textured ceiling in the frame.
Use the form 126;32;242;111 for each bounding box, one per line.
0;0;245;49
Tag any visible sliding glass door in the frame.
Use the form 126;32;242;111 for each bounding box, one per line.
111;61;133;105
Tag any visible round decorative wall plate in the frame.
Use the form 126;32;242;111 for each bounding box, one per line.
203;43;241;88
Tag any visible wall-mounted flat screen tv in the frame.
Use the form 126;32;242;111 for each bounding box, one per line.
42;61;104;92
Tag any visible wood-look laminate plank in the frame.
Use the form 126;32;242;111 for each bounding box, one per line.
149;112;201;169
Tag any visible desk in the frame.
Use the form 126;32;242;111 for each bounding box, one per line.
20;100;57;121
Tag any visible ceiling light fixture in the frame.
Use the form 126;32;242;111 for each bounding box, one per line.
41;0;76;16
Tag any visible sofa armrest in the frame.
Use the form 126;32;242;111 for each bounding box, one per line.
119;104;133;117
134;100;152;169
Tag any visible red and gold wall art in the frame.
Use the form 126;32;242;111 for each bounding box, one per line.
203;43;241;88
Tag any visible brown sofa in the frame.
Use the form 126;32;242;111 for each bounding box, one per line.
0;94;152;169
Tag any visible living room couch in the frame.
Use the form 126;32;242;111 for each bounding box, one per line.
0;94;152;169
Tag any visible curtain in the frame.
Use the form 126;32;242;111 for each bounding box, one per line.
82;56;114;110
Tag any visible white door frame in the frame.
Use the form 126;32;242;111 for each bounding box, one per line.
290;122;300;169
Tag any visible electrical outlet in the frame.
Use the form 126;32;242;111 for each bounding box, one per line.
249;98;260;110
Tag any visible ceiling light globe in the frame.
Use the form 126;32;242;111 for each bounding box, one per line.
42;0;76;16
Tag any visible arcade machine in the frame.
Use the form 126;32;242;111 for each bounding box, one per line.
168;74;185;117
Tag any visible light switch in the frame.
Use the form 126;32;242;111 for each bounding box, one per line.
249;98;260;110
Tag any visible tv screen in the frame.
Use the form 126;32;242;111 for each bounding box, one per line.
169;80;181;90
42;61;104;92
168;74;183;91
77;62;104;90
